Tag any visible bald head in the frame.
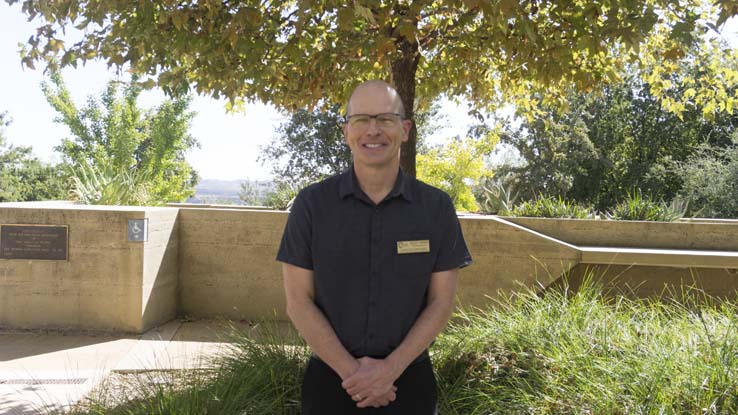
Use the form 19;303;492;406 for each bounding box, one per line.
346;80;406;118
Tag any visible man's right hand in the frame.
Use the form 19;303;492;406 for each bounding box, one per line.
345;357;399;408
353;385;397;408
342;358;397;408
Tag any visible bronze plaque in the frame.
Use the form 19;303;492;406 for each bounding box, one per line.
0;225;68;261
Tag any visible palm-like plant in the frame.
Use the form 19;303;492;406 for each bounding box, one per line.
69;158;152;206
478;174;519;214
607;189;687;222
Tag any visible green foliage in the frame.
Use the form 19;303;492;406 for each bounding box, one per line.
607;189;687;222
69;322;308;415
0;111;68;202
499;61;738;211
264;181;309;211
42;71;199;205
505;195;593;219
13;0;738;175
14;0;733;109
259;104;351;183
69;280;738;414
239;182;261;206
434;279;738;414
417;134;498;212
475;174;519;215
497;105;597;202
675;136;738;218
69;158;151;206
239;180;275;206
498;190;687;222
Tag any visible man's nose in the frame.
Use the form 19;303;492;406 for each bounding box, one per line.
365;118;381;134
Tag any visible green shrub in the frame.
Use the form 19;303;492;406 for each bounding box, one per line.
504;194;593;218
69;280;738;415
69;158;152;206
417;135;497;212
607;189;686;221
68;322;308;415
434;279;738;414
264;180;310;211
476;174;519;214
675;136;738;218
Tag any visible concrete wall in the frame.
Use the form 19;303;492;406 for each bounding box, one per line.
505;217;738;250
3;202;738;332
559;265;738;301
506;217;738;300
0;202;178;332
141;209;179;331
457;216;580;308
175;210;582;320
177;208;286;320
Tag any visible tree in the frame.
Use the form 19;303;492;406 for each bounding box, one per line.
498;57;738;210
497;106;597;202
42;71;200;205
417;133;497;211
238;180;274;206
674;136;738;218
239;181;260;206
12;0;738;177
0;111;68;202
259;104;351;183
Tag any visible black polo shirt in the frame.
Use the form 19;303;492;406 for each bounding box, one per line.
277;166;472;364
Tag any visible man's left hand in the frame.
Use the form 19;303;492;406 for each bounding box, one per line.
341;357;402;408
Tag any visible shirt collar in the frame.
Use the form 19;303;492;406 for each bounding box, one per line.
338;164;413;202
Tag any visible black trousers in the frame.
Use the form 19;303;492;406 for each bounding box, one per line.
301;356;438;415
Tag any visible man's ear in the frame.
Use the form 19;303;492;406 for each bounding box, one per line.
343;123;349;144
401;119;412;142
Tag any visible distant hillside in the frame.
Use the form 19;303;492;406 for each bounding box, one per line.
188;179;273;205
195;179;245;195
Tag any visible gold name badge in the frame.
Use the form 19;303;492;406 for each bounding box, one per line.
397;240;430;254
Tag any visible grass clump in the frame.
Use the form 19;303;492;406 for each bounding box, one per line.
67;281;738;414
607;189;688;221
434;280;738;414
503;194;593;219
490;189;688;221
67;324;309;415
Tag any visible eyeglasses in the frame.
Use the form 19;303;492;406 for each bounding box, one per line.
345;113;404;130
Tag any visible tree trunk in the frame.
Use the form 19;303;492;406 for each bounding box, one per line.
390;17;420;177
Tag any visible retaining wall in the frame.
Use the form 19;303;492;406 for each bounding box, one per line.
2;202;737;332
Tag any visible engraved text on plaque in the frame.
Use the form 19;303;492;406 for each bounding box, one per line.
0;225;69;260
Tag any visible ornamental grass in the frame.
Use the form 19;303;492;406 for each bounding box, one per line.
67;277;738;415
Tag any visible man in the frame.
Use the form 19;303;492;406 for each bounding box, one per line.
277;80;472;414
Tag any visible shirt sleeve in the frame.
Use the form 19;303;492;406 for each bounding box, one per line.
276;191;314;270
433;194;472;273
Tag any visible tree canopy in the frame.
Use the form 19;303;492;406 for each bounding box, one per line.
259;104;351;182
42;71;200;204
0;111;68;202
10;0;738;175
496;62;738;211
418;134;497;211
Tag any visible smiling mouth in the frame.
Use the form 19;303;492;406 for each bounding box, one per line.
363;143;386;148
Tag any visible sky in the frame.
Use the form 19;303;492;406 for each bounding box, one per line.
0;5;477;181
2;5;738;181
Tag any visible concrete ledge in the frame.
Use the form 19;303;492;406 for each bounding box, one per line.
4;202;738;331
0;202;179;333
580;247;738;269
167;203;272;211
505;216;738;251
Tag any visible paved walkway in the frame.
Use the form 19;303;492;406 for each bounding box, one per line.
0;320;241;415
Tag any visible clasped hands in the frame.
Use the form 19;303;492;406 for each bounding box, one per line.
341;357;401;408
